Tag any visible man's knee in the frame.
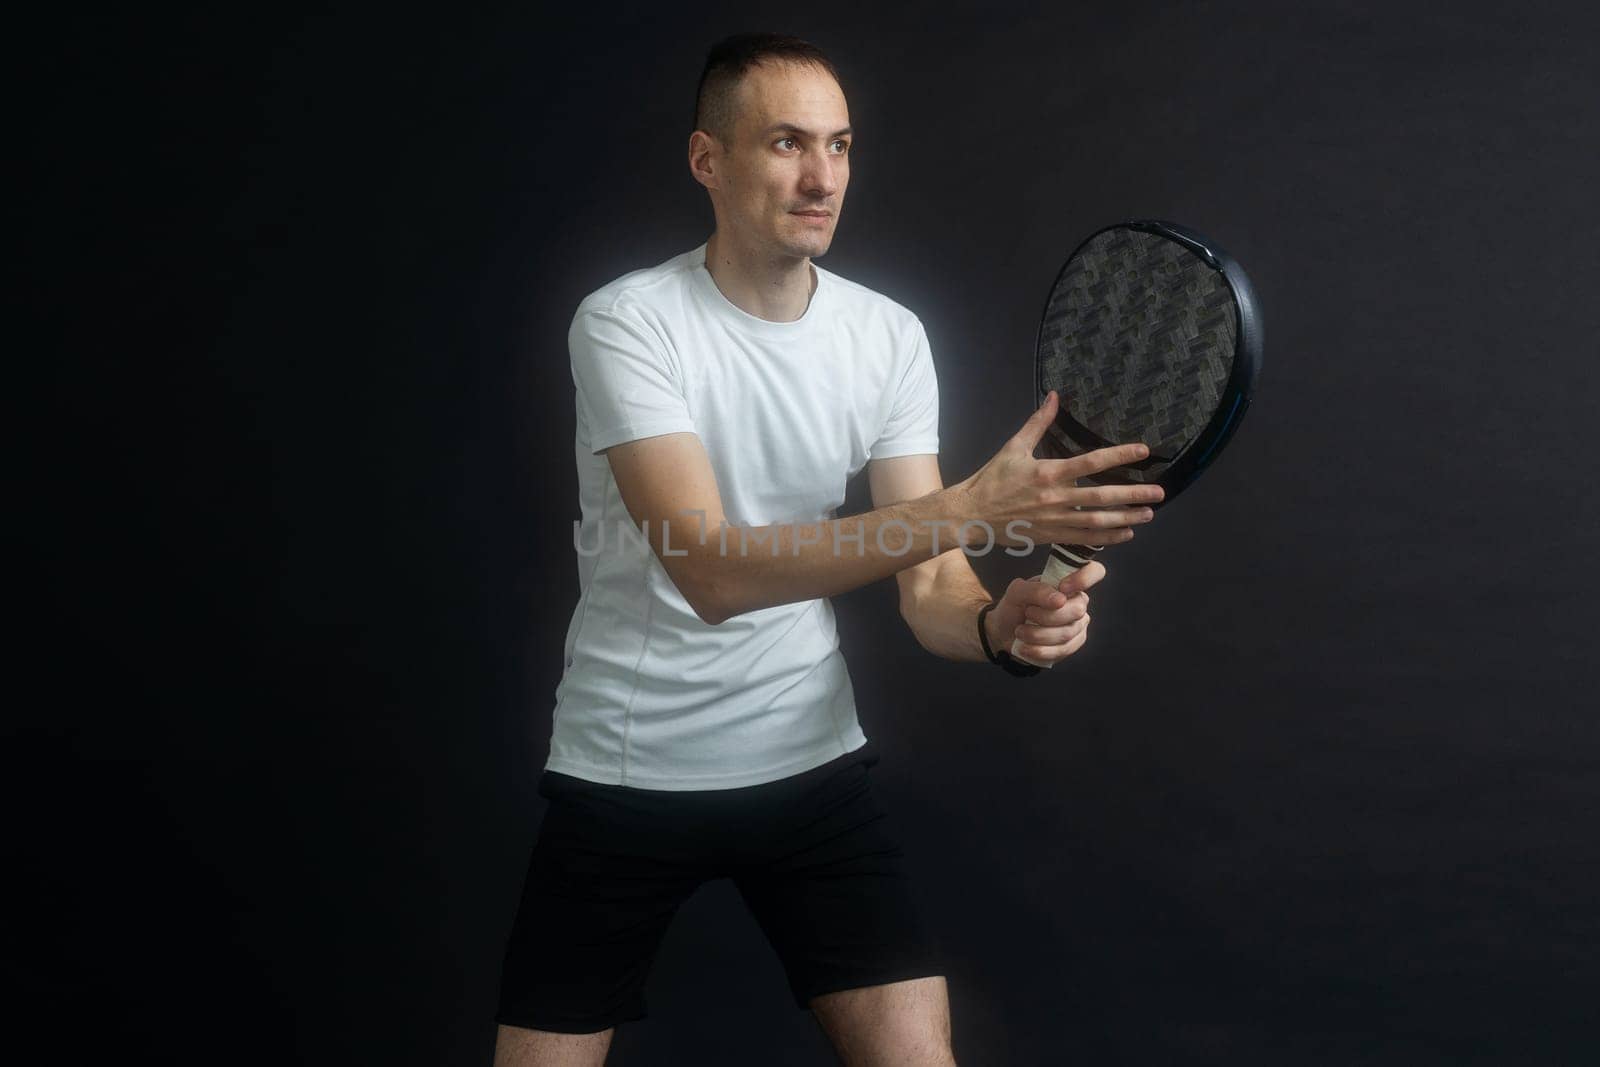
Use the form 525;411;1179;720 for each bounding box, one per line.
810;975;956;1066
492;1022;614;1067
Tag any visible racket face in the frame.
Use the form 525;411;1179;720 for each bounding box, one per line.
1035;220;1262;502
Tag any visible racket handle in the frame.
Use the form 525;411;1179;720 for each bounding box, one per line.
1010;543;1099;669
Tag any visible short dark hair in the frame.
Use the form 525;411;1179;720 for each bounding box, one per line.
693;32;842;144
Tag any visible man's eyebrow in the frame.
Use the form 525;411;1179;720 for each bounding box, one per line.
760;123;854;139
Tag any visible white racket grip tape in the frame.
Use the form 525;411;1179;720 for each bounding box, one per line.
1009;543;1097;669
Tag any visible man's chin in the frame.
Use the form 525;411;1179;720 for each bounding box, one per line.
778;231;833;260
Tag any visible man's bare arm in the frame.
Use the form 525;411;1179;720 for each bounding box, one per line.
606;432;977;625
605;391;1160;626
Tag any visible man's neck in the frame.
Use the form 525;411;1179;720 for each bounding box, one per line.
703;231;817;323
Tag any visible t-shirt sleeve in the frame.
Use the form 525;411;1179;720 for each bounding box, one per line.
569;307;697;454
869;319;941;459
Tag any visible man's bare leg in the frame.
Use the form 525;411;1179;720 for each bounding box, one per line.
809;975;957;1066
492;1023;613;1067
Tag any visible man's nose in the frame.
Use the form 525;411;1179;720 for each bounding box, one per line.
799;150;841;197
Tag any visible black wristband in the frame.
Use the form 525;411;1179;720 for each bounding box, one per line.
977;602;1043;678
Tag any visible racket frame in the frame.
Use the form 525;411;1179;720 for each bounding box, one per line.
1035;219;1263;504
1012;219;1263;668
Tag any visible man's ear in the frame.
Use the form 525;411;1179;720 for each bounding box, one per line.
687;130;721;191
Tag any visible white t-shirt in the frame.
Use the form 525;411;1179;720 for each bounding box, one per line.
548;242;940;790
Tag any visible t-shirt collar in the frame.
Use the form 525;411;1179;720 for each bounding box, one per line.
689;243;827;338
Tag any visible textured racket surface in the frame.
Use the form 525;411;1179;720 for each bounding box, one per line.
1036;222;1258;497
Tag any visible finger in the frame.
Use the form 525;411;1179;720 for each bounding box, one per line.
1016;614;1090;645
1026;592;1087;625
1053;506;1154;529
1010;390;1060;454
1059;624;1090;657
1069;484;1166;507
1060;527;1136;548
1037;442;1149;482
1007;576;1067;611
1012;620;1089;664
1024;601;1088;627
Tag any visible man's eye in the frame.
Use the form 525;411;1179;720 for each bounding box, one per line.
778;138;796;150
831;140;850;153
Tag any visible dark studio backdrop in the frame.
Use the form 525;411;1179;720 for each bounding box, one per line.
23;1;1599;1064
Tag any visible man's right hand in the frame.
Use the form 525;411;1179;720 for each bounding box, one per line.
952;390;1166;547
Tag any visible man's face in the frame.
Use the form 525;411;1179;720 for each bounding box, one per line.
710;62;851;260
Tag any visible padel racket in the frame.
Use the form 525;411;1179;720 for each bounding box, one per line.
1011;219;1263;668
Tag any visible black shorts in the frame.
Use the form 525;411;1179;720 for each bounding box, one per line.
494;741;943;1034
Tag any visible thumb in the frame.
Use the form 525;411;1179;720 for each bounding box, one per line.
1056;559;1106;592
1011;390;1059;453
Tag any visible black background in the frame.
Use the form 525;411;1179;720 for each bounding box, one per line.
24;1;1600;1063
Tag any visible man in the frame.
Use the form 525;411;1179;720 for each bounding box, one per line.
493;32;1162;1066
